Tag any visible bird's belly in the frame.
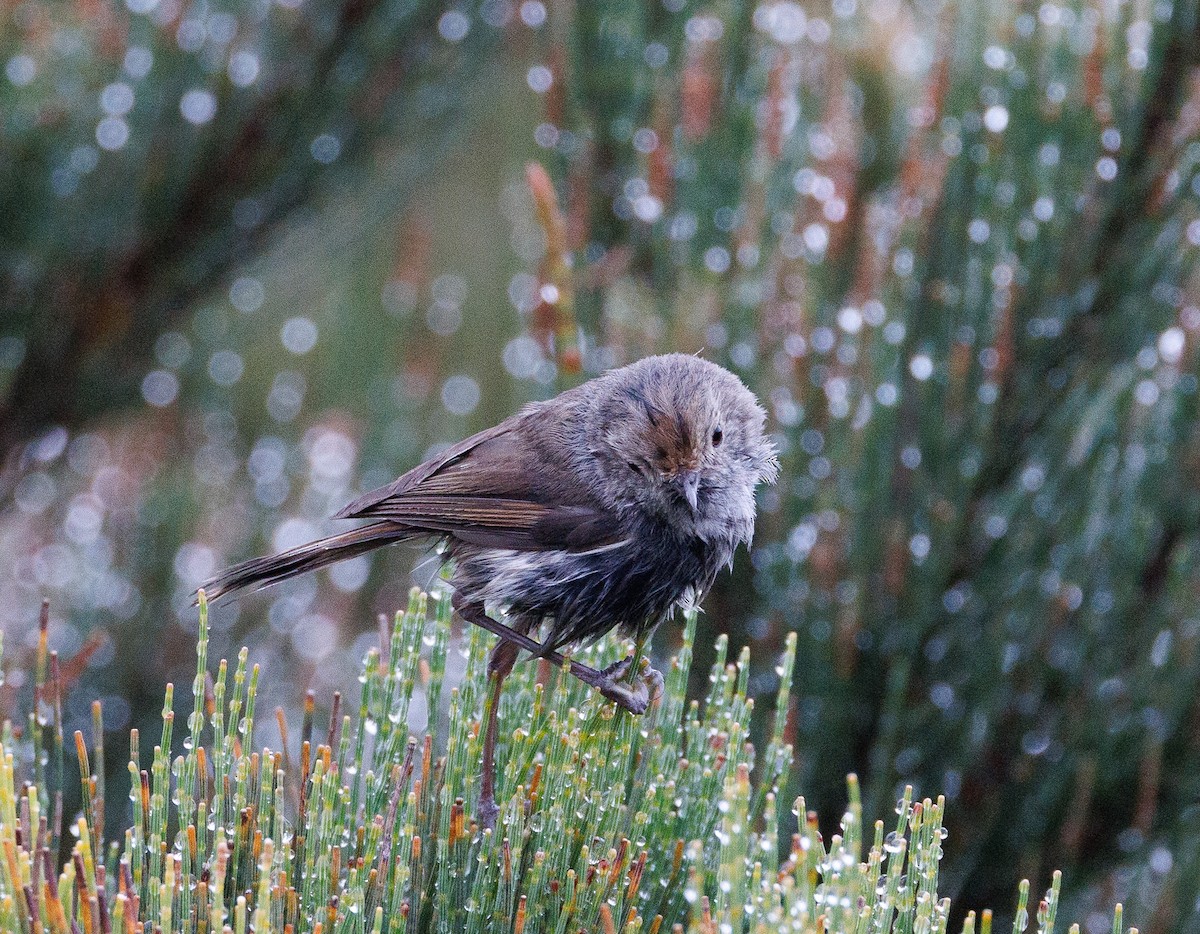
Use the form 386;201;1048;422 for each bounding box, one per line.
454;536;717;648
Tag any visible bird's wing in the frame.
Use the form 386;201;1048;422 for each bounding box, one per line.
332;414;623;552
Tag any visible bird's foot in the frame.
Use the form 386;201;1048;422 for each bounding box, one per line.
574;656;664;715
600;654;635;679
641;661;665;705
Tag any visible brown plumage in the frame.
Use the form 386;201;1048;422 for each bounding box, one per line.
201;353;777;827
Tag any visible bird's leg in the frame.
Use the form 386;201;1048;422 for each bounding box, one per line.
451;594;553;657
452;594;532;829
478;635;521;830
452;596;662;715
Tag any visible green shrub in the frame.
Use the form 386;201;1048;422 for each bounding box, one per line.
518;0;1200;917
0;590;1124;933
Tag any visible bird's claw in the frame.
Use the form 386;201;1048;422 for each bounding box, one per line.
598;676;649;714
642;663;665;705
593;656;663;715
601;654;635;680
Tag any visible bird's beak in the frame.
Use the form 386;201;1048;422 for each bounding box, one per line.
671;469;701;513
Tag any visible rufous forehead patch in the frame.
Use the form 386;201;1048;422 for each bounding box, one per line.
646;409;703;472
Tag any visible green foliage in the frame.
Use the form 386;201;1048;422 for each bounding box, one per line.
4;0;1200;927
521;0;1200;919
0;590;1119;933
0;0;492;444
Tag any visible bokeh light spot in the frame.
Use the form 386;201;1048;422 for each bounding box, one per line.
441;375;480;415
180;89;217;125
281;317;319;354
141;370;180;407
438;10;470;42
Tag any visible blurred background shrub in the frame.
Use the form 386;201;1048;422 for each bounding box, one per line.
3;0;1200;929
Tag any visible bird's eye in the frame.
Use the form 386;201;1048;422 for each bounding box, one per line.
712;428;724;448
627;461;644;475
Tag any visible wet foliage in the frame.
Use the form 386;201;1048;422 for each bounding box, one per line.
0;590;1117;933
2;0;1200;929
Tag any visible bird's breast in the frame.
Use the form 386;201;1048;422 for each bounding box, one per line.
452;523;724;646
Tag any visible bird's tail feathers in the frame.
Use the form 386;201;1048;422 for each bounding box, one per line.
197;522;414;604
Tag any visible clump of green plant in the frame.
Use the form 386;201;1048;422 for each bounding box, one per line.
518;1;1200;916
0;590;1125;933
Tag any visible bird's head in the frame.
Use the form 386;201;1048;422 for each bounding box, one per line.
589;354;778;544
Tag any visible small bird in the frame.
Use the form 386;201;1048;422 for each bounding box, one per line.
202;353;777;827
